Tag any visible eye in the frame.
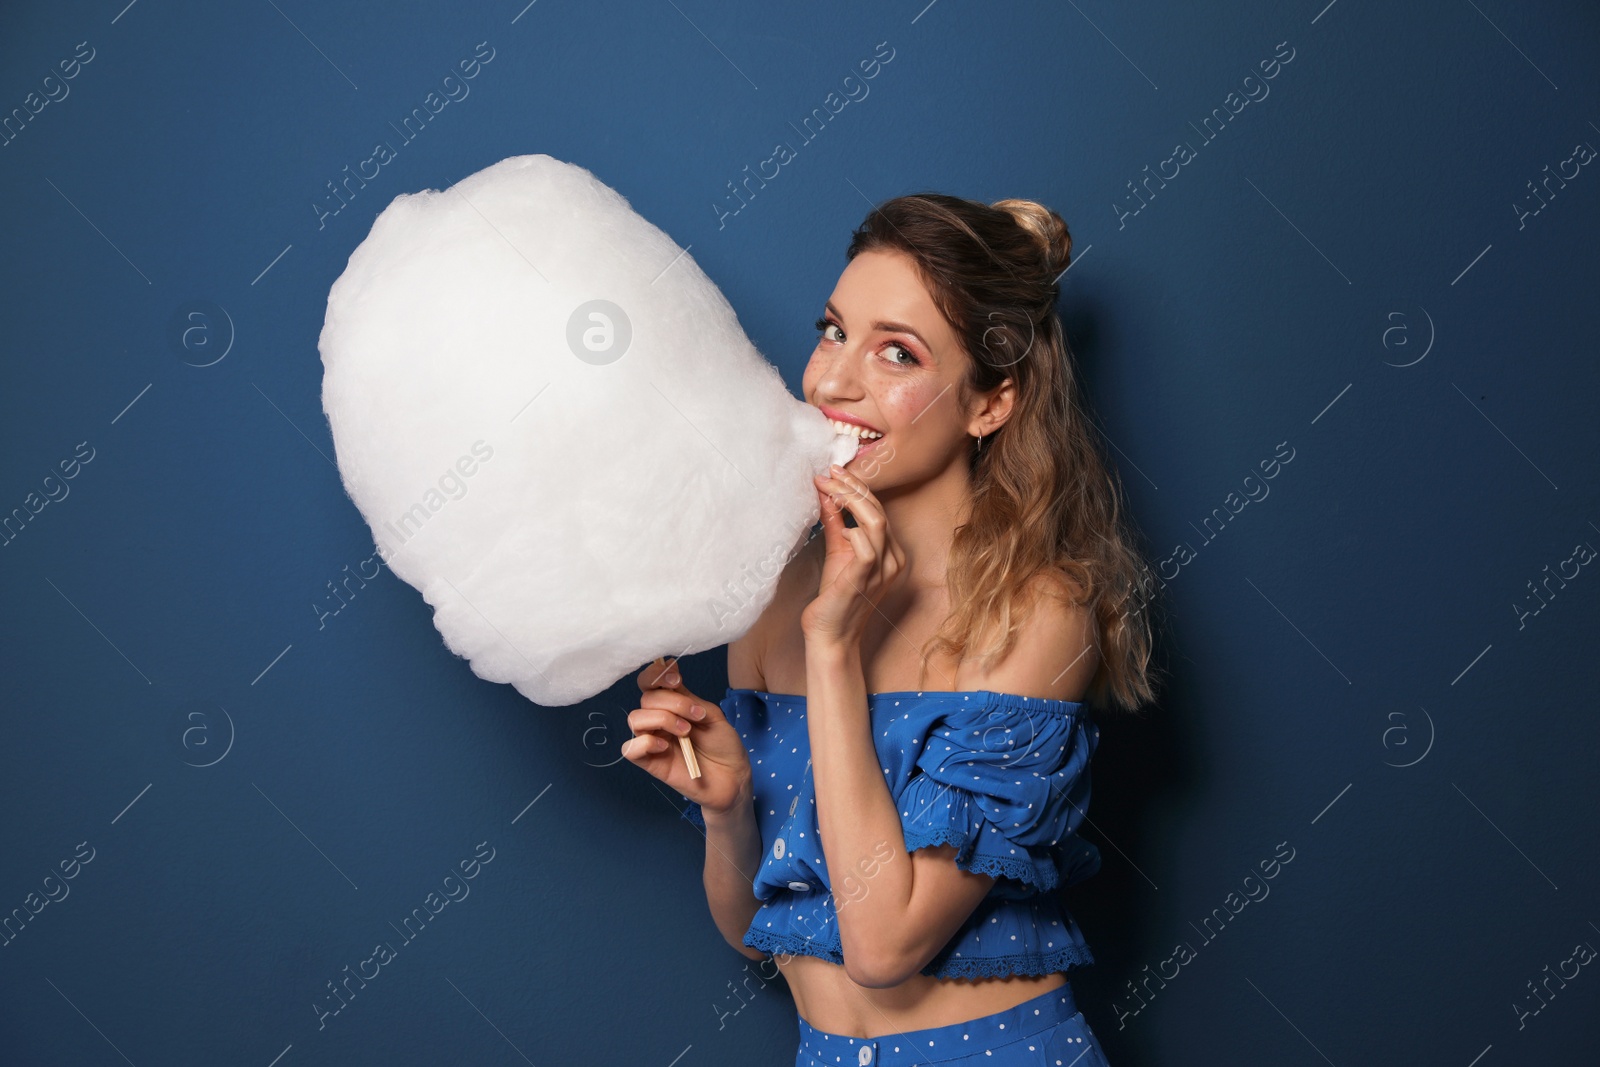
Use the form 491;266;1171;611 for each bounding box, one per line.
882;342;919;367
814;316;843;343
814;315;923;368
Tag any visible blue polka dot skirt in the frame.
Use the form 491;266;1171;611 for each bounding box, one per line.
794;981;1111;1066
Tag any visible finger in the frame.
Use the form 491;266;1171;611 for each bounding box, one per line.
637;656;682;692
831;496;870;551
816;485;853;557
826;467;895;574
829;463;874;496
636;659;664;691
836;473;884;526
622;733;671;761
628;707;696;737
817;483;876;537
639;689;713;723
844;493;885;552
825;499;876;563
841;519;877;566
837;490;879;533
821;468;885;529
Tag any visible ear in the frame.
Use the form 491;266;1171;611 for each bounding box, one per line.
968;377;1015;437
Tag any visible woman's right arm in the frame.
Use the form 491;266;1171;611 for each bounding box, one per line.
626;649;769;961
701;584;786;961
701;787;767;960
705;615;771;959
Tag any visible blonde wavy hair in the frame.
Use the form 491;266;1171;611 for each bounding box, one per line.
847;193;1164;713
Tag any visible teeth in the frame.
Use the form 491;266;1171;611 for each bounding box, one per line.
829;418;883;440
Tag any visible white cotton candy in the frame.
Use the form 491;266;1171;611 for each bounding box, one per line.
319;154;852;706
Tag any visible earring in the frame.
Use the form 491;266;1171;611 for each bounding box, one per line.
976;431;984;452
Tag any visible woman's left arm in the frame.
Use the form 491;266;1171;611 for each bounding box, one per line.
803;465;998;989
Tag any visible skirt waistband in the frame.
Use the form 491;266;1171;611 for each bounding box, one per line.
795;981;1080;1067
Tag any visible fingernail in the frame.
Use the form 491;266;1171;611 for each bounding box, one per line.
691;705;705;719
666;671;680;685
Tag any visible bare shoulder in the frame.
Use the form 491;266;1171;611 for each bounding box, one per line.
963;568;1098;702
726;528;823;690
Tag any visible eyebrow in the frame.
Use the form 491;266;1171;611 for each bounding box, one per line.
824;301;933;356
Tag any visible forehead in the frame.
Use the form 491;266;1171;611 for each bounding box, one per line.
832;247;953;351
831;248;945;327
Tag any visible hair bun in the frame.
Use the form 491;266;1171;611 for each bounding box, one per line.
993;198;1072;282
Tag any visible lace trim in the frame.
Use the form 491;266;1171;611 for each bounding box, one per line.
742;927;1093;980
921;943;1095;979
744;927;843;964
901;827;1060;894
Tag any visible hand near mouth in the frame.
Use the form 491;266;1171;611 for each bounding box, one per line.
801;462;906;647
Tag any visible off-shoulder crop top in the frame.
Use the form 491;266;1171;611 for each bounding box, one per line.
680;687;1102;980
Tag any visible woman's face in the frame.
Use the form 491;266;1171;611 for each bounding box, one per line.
803;249;1003;491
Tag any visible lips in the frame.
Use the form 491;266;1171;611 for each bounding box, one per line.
816;405;886;467
818;405;884;435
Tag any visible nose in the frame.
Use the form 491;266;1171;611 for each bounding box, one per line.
812;343;865;401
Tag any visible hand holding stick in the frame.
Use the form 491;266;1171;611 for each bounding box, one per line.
640;656;701;779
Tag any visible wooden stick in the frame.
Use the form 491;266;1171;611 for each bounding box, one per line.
679;733;702;779
651;655;702;779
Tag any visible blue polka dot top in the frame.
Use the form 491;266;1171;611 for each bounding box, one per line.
680;687;1102;980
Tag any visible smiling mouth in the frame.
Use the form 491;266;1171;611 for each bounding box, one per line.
827;417;885;442
832;435;885;469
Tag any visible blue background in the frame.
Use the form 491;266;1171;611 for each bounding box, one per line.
3;1;1598;1064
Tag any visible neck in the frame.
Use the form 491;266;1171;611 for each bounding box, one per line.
874;457;976;593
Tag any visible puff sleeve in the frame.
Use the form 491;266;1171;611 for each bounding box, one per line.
893;696;1101;898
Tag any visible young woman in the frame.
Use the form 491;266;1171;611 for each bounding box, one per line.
624;193;1159;1066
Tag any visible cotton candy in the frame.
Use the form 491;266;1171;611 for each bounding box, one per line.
319;154;854;706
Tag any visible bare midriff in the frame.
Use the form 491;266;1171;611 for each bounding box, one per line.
775;953;1067;1037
